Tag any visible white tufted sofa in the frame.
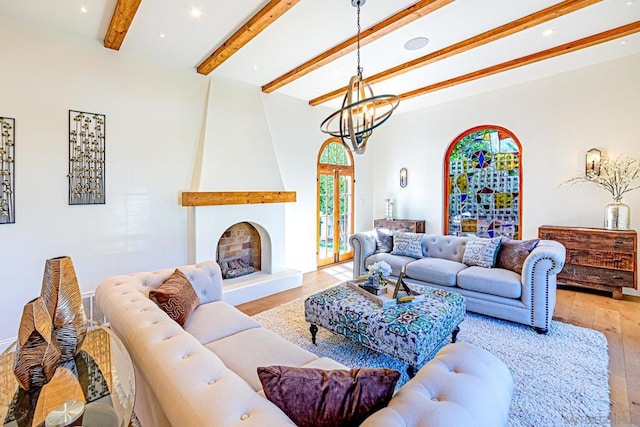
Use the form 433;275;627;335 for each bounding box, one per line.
350;232;566;333
96;261;513;427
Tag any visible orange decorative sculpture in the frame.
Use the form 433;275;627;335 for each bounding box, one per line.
13;297;62;390
40;256;88;361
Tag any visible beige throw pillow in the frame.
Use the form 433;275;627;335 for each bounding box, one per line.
462;236;502;268
391;232;423;258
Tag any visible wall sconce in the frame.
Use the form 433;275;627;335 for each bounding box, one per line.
400;168;408;188
585;148;601;176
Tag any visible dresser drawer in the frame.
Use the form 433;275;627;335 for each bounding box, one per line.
565;249;635;271
559;264;634;288
539;228;635;252
374;219;425;233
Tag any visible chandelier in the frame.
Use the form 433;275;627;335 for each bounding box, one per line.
320;0;400;154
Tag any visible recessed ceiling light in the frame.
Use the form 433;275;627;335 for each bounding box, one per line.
159;33;166;39
542;28;554;37
190;7;202;18
253;65;259;70
626;0;634;5
79;5;88;14
404;37;430;51
621;40;628;45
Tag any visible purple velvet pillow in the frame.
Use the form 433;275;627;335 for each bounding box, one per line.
375;228;393;253
496;238;540;273
257;366;400;427
148;269;199;326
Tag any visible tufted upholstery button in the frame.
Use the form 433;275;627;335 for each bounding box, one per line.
432;397;439;402
240;414;249;421
189;275;194;281
182;354;190;359
208;379;216;385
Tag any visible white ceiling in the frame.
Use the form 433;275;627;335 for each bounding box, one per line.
2;0;639;114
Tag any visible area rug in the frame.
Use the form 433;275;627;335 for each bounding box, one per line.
253;296;610;427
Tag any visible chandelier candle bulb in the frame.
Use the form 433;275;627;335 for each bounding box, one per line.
319;0;399;154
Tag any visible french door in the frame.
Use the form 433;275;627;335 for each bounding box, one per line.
317;140;354;267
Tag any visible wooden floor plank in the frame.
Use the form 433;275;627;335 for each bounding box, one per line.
238;264;640;426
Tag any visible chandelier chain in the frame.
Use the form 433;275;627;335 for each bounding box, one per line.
356;1;362;78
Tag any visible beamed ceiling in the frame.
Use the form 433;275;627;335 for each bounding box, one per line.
3;0;640;113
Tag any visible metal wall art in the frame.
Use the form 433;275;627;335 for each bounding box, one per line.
0;117;15;223
68;110;105;205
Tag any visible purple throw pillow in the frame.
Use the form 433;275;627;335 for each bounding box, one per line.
148;269;199;326
257;366;400;427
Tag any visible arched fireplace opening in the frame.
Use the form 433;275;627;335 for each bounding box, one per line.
216;222;261;279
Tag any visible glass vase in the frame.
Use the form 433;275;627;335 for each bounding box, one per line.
384;199;395;221
604;198;630;230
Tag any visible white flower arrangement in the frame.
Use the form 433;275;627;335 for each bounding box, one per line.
562;154;640;202
367;261;392;279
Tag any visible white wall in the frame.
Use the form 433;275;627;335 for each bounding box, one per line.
0;16;208;340
372;52;640;294
261;91;375;272
3;13;637;342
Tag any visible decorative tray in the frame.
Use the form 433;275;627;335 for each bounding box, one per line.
346;279;425;308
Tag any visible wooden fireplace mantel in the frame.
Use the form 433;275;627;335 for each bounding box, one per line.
180;191;296;206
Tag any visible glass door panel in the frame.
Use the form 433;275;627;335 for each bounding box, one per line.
317;173;335;267
317;140;355;267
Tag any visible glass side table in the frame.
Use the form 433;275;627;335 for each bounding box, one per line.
0;323;135;427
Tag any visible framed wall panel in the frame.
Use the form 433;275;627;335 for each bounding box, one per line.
0;117;15;224
68;110;105;205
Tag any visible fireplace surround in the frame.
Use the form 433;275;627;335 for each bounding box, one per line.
185;197;302;305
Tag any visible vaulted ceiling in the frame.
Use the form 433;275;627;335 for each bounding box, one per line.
3;0;639;113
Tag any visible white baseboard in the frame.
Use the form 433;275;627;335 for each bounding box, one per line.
222;269;302;306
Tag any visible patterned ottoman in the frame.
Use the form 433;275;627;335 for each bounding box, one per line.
304;282;465;377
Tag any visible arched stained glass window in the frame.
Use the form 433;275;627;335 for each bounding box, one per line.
444;126;522;239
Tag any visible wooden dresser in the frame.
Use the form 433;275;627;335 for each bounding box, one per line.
538;225;637;299
374;219;425;233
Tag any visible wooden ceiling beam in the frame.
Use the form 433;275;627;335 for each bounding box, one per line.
309;0;601;106
197;0;300;76
104;0;142;50
261;0;453;93
399;20;640;101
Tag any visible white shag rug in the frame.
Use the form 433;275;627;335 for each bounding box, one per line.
253;296;610;427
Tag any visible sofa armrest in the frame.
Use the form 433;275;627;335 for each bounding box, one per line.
349;231;378;278
520;240;566;331
96;265;295;427
361;342;513;427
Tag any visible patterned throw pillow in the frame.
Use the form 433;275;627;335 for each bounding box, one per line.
374;228;393;253
391;232;423;258
148;269;199;326
496;238;540;273
257;366;400;427
462;236;503;268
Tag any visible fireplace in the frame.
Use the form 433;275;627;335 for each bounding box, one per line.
184;196;302;306
217;222;261;279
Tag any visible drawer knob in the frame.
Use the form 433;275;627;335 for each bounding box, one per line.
614;239;624;244
613;275;623;279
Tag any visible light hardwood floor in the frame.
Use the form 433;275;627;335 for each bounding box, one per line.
237;262;640;427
